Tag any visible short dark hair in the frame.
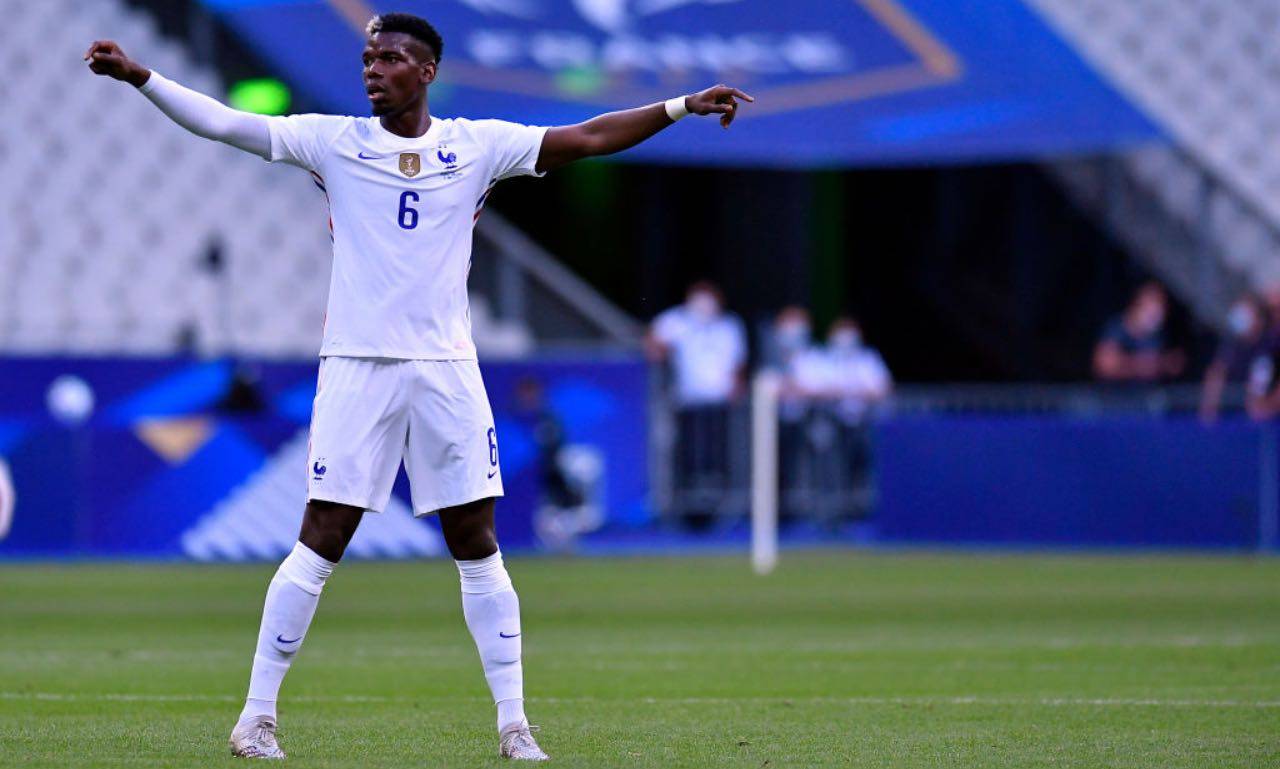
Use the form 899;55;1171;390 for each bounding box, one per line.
366;13;444;62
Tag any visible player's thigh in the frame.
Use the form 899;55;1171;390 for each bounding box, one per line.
404;360;503;516
307;356;409;512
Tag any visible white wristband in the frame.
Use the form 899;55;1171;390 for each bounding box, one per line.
664;96;690;122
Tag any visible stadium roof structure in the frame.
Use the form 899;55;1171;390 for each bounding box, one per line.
202;0;1163;167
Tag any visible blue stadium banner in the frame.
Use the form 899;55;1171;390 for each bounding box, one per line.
201;0;1162;166
0;357;650;559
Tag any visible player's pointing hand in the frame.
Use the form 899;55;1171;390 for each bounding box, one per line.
685;84;755;129
84;40;150;88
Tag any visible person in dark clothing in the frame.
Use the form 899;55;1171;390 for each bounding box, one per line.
1201;294;1267;423
513;377;581;511
1092;282;1186;383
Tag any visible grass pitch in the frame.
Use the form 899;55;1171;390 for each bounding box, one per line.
1;551;1278;768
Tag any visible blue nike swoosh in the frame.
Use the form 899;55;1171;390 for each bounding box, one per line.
276;634;302;644
488;470;498;479
357;151;382;160
499;632;520;639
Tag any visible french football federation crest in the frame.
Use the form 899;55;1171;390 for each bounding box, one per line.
399;152;421;177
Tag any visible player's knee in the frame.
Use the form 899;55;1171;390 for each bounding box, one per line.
300;501;362;562
449;533;498;561
444;519;499;561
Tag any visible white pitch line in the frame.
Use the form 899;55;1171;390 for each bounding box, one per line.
3;692;1278;708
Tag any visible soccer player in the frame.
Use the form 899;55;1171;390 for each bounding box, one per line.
86;11;751;762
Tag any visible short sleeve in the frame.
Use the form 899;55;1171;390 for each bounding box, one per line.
265;114;352;171
651;308;685;344
473;119;549;181
866;351;892;389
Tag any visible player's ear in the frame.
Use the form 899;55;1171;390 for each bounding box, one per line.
421;59;437;86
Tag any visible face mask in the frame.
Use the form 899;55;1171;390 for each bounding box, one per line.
688;293;718;320
1228;305;1256;337
777;322;809;347
1135;306;1164;334
829;329;861;350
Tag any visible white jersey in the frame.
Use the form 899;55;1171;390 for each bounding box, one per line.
265;114;547;359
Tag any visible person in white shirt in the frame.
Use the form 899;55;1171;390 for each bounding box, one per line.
821;316;893;424
646;282;747;522
764;305;812;374
784;316;891;523
764;306;813;520
823;316;892;520
87;12;753;762
647;282;747;407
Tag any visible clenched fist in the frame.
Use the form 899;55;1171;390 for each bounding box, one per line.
84;40;150;88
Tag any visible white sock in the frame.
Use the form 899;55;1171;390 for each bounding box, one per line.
457;550;526;731
238;542;335;723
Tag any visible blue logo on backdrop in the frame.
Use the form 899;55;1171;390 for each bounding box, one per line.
426;0;960;111
203;0;1162;168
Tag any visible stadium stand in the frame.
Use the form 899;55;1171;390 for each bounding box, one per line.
0;0;327;355
1029;0;1280;318
0;0;624;357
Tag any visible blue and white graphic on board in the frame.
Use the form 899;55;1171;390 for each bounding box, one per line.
181;429;445;561
201;0;1162;165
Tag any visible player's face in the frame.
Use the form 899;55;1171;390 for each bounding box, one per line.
362;32;436;116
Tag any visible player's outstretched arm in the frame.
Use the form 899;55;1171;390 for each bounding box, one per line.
85;40;271;159
535;84;753;173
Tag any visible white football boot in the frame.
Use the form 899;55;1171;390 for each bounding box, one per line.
229;715;286;759
499;721;549;761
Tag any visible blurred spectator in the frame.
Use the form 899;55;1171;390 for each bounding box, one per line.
647;282;748;524
1200;294;1266;423
216;361;266;413
512;377;579;513
762;305;812;372
1092;282;1186;383
646;281;748;404
779;316;891;525
825;317;890;521
822;317;893;422
765;306;815;522
1244;285;1280;421
512;377;602;551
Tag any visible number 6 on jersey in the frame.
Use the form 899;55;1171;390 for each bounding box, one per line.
398;190;419;229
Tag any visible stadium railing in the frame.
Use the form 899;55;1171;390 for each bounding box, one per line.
646;375;1257;571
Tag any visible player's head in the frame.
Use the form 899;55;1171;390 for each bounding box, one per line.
363;13;444;116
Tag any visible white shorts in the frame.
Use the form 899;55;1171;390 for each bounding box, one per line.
306;357;503;516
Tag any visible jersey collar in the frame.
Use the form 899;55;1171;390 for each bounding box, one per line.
370;115;443;147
